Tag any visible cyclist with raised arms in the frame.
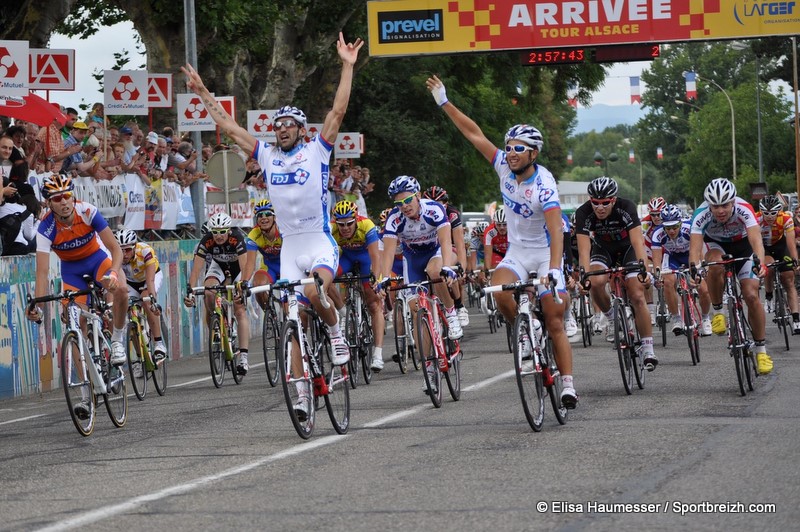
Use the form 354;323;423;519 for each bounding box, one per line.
423;185;469;327
116;229;167;365
755;194;800;334
689;178;772;374
574;176;658;371
26;175;129;418
426;75;576;408
184;212;251;375
650;204;712;337
242;199;282;311
329;199;386;372
377;175;463;390
182;32;362;367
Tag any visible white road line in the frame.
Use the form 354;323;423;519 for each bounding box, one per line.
33;369;513;531
0;414;47;426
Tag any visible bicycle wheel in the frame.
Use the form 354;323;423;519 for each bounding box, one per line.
392;301;409;374
683;291;700;366
544;337;568;425
152;313;169;396
229;315;243;385
613;301;634;395
101;336;127;428
126;323;147;401
740;309;757;392
728;301;747;396
345;303;359;389
513;314;545;431
774;287;790;351
279;321;315;439
61;331;96;437
657;288;668;347
440;310;461;401
579;293;592;347
407;307;420;371
631;308;645;390
262;307;281;386
208;314;225;388
417;310;443;408
359;306;374;384
505;320;513;353
323;332;351;434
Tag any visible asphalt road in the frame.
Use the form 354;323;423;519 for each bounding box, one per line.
1;305;797;531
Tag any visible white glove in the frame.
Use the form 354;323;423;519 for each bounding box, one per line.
430;81;448;107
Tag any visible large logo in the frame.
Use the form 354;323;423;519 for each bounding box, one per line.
734;1;797;25
111;75;141;101
0;47;19;78
253;113;272;133
184;97;208;119
377;10;443;43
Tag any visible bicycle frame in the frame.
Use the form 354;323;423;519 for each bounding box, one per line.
190;284;238;360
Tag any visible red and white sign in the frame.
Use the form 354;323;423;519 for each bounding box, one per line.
177;92;216;131
29;49;74;90
335;132;362;159
104;69;148;115
0;40;29;98
304;123;323;143
247;109;278;142
147;74;172;108
215;96;235;121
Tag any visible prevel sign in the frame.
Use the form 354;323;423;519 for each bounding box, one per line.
368;0;800;57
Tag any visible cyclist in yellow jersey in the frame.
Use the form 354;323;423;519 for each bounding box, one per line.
329;200;386;371
243;199;283;310
116;229;167;363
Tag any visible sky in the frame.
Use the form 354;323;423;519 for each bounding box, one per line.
43;21;648;116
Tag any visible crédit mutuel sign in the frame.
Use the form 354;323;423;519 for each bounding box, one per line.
367;0;799;57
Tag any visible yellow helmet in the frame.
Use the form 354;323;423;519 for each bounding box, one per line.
333;200;358;219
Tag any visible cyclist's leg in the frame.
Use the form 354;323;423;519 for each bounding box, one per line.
490;252;524;324
252;265;275;309
141;270;164;343
622;247;656;369
94;251;129;365
204;262;226;325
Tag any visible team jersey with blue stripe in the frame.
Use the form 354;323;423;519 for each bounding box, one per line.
383;198;450;255
491;150;560;248
252;136;333;237
650;220;692;263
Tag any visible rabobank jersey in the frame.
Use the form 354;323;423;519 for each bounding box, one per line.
690;197;757;243
651;221;692;261
492;150;560;248
36;201;108;261
383;198;450;255
252;136;332;237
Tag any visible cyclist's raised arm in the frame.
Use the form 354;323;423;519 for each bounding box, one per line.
320;33;364;145
427;75;497;162
181;63;256;155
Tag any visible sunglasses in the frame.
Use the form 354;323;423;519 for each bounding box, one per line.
591;199;614;207
273;119;298;130
49;192;74;203
256;212;274;218
393;195;415;207
210;229;229;235
762;210;780;217
505;144;535;154
336;220;356;228
649;212;662;217
121;246;135;253
663;223;681;229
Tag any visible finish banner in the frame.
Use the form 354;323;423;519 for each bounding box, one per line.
367;0;800;57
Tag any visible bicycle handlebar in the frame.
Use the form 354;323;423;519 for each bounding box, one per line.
481;273;563;305
267;273;330;309
579;260;647;289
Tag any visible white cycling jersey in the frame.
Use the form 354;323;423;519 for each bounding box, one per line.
252;136;333;237
383;198;450;255
690;197;757;243
491;149;561;248
651;220;692;256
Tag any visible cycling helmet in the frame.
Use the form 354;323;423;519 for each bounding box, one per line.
504;124;544;151
387;175;420;198
493;206;507;224
474;221;489;236
703;178;736;206
587;176;618;199
41;173;75;199
275;105;307;127
333;200;358;219
207;212;233;230
759;195;783;214
254;199;274;216
114;229;138;247
647;196;667;214
379;208;392;224
423;186;449;203
660;204;682;226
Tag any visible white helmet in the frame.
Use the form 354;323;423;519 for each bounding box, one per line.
493;206;506;224
207;212;233;230
114;229;138;247
504;124;544;151
704;178;736;206
275;105;307;127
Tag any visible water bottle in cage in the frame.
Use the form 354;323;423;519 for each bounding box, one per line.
532;318;543;348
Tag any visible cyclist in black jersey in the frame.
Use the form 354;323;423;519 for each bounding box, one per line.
574;177;657;371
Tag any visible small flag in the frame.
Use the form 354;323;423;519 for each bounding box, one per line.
629;149;635;163
567;83;578;109
567;150;573;165
657;147;664;160
685;71;697;100
630;77;641;104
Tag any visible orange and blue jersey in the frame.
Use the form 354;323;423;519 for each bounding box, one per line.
36;201;108;261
